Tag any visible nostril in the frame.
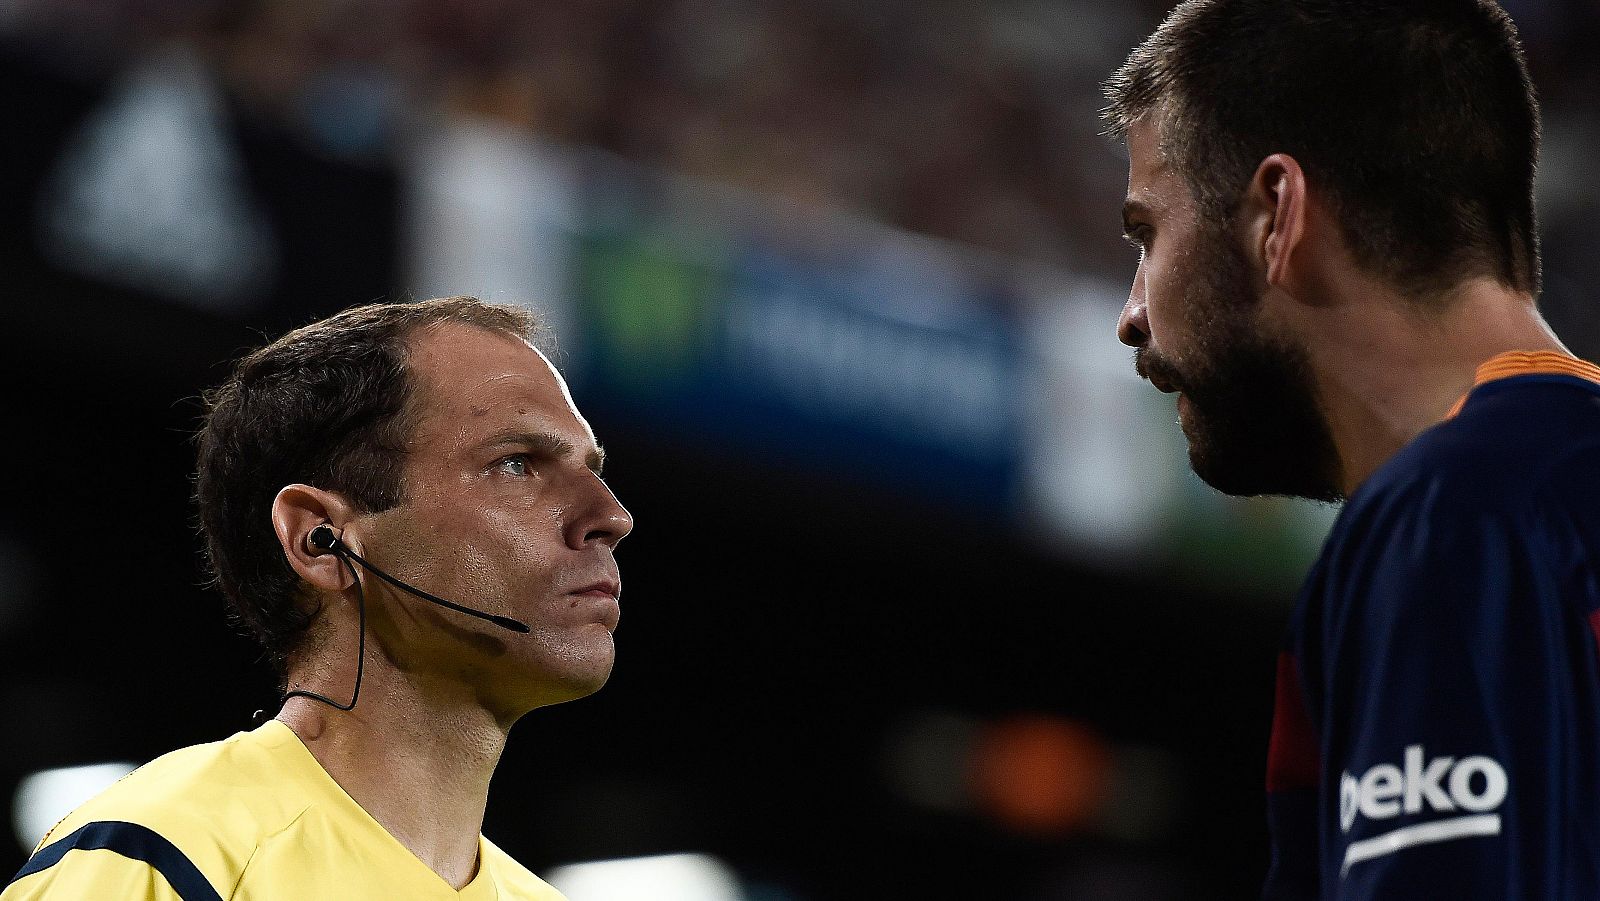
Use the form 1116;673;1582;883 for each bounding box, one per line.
1117;316;1148;348
1117;298;1148;344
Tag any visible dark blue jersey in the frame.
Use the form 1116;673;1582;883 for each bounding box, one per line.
1264;352;1600;900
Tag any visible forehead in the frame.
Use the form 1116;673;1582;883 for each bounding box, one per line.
1124;116;1190;213
404;322;591;442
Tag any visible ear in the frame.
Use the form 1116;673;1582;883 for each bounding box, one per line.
1242;153;1308;288
271;484;356;593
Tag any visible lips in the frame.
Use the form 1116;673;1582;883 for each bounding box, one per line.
1148;374;1180;394
570;578;620;600
1140;365;1181;394
570;578;622;630
1134;351;1181;395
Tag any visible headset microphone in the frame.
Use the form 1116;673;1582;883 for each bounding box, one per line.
306;525;530;634
266;525;530;720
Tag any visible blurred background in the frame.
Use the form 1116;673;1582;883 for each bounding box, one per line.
1;1;1597;898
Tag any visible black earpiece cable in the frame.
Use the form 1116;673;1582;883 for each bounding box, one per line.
310;527;531;634
277;549;367;713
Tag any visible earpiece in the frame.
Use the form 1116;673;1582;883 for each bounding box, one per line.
308;524;338;552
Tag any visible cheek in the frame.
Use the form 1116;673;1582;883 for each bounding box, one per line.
1141;256;1188;350
1149;239;1234;364
453;536;556;611
455;505;561;580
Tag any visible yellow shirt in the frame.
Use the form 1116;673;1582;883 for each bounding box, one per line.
2;721;566;901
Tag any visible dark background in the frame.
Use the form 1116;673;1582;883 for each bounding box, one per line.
2;2;1597;898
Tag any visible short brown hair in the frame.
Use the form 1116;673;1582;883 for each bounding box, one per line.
194;297;537;676
1104;0;1541;298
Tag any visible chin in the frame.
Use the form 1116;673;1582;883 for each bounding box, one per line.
542;651;617;704
1178;367;1343;502
497;676;611;723
489;640;614;717
1188;442;1342;502
561;656;616;698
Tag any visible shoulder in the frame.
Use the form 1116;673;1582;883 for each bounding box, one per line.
15;724;316;898
1343;379;1600;540
479;836;569;901
1297;379;1600;635
42;724;310;847
1407;376;1600;506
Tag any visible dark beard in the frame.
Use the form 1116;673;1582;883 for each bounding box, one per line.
1140;224;1344;502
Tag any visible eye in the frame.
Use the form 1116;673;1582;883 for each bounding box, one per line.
495;454;533;477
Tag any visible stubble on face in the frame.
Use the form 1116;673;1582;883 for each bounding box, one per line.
367;324;624;715
1142;219;1344;502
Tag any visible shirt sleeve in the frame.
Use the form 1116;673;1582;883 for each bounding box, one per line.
3;852;188;901
1321;503;1600;899
2;822;219;901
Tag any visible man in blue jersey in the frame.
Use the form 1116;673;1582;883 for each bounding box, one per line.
1105;1;1600;898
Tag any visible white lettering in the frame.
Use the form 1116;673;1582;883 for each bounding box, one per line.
1338;747;1510;873
1403;744;1455;814
1359;764;1403;819
1340;771;1360;833
1450;756;1509;813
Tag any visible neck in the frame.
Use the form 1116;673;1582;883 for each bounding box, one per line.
1295;276;1566;496
276;670;510;890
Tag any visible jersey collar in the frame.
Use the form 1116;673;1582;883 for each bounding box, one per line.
1445;350;1600;419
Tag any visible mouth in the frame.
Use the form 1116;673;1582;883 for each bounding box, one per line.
569;579;620;601
567;578;622;630
1134;352;1181;395
1148;375;1180;395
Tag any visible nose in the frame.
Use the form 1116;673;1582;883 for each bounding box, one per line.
1117;267;1150;348
569;472;635;550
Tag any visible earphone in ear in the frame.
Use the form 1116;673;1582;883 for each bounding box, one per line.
308;524;337;552
270;524;532;723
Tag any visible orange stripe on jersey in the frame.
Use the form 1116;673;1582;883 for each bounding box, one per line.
1446;351;1600;420
1473;350;1600;386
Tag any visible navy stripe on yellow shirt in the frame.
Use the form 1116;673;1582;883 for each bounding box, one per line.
9;821;220;901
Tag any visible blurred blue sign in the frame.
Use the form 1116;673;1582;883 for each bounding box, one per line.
571;181;1026;513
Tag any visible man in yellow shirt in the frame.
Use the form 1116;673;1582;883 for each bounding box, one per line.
4;297;634;899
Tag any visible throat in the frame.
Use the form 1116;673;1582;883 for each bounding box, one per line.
278;695;508;890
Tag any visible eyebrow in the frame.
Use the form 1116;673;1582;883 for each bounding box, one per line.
480;430;606;476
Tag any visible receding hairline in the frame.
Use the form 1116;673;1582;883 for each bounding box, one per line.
388;313;553;431
299;300;550;487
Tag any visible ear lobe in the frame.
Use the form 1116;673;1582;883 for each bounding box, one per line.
271;485;354;592
1246;153;1308;288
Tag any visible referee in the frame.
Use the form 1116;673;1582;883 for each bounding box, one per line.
1107;2;1600;898
4;298;632;899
